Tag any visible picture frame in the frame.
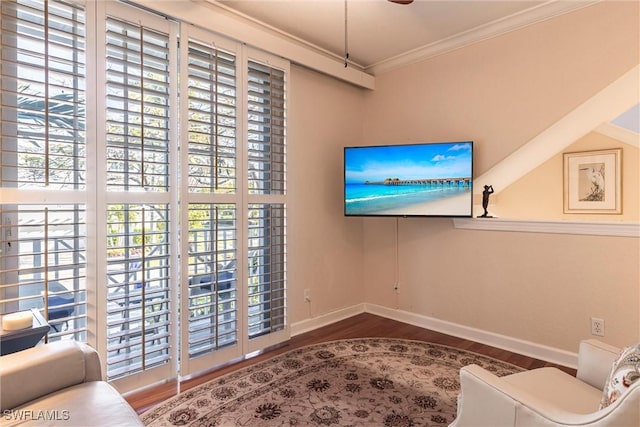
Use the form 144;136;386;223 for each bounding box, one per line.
563;148;622;214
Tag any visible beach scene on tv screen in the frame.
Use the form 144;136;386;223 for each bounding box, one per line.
345;142;473;216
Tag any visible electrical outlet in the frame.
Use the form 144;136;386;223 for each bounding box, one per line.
304;289;311;302
591;317;605;337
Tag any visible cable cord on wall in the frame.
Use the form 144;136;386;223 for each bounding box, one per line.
394;217;400;308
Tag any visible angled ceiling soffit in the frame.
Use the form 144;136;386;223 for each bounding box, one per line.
475;65;640;195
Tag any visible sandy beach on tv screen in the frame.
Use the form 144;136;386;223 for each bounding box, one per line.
376;193;471;216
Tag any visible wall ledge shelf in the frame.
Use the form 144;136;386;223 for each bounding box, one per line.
452;218;640;237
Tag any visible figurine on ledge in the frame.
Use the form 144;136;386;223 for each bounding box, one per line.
478;185;494;218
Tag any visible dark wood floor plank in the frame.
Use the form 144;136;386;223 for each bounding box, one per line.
126;313;576;413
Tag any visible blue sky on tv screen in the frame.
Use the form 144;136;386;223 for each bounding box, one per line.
345;142;472;184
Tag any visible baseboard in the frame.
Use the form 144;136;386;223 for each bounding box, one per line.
290;304;366;337
290;303;579;369
364;303;579;369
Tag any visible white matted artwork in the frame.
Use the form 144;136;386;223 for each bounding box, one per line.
563;148;622;214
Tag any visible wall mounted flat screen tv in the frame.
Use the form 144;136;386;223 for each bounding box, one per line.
344;141;473;217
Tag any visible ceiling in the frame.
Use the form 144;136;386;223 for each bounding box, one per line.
213;0;596;73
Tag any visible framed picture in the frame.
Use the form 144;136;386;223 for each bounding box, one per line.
563;148;622;214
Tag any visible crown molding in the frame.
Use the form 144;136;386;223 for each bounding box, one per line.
147;1;600;88
367;0;601;75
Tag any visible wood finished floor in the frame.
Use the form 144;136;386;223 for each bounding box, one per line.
126;313;577;414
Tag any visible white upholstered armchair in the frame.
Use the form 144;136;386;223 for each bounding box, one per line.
450;339;640;427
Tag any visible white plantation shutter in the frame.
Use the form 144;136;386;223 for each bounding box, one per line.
101;7;176;386
105;16;171;192
187;39;237;194
0;0;86;189
2;0;288;389
187;204;238;357
0;0;87;343
0;205;87;341
247;203;286;338
105;204;171;379
247;61;285;195
179;27;242;374
246;57;287;343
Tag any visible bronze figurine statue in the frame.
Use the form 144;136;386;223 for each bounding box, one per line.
478;185;494;218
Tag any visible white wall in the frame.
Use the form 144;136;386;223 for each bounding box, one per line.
359;1;640;351
284;1;638;357
286;65;366;325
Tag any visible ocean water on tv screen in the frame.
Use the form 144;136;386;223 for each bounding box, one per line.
345;183;470;216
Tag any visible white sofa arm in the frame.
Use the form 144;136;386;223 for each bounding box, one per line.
576;339;620;390
79;341;103;382
450;364;519;426
452;362;640;427
514;385;640;427
452;365;600;427
0;341;102;411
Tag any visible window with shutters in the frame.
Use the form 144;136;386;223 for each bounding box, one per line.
106;204;171;379
186;203;237;357
0;0;86;190
248;61;285;195
105;17;171;192
247;60;286;340
0;205;87;340
178;27;242;374
101;8;175;382
183;38;240;360
248;203;285;339
1;0;287;390
186;39;237;195
0;0;87;342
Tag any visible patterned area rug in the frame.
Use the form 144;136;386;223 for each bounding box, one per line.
142;338;523;427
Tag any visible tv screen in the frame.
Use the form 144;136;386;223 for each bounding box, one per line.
344;141;473;217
